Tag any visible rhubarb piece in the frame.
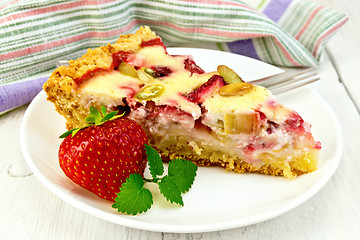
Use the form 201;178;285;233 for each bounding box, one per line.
224;111;264;134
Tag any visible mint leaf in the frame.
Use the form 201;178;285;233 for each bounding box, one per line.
158;176;184;206
112;173;153;215
145;144;164;179
168;158;197;193
112;146;198;215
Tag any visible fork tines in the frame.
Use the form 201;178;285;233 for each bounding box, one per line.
250;68;320;94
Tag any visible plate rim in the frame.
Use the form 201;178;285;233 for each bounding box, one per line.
20;48;343;233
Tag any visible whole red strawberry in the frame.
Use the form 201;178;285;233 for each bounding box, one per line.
58;106;148;202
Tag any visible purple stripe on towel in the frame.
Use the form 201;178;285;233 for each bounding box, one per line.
227;39;260;60
263;0;292;23
0;76;48;113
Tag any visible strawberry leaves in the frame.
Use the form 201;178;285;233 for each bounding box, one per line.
112;144;198;215
60;105;123;138
86;105;121;125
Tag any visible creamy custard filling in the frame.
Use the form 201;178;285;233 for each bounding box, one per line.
125;97;315;174
76;41;319;178
80;45;214;119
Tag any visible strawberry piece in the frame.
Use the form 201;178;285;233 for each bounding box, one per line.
73;67;110;86
140;37;167;52
58;117;148;202
74;51;132;86
150;66;172;78
145;101;193;121
186;74;226;104
112;51;132;69
141;37;164;48
284;113;305;134
184;58;205;74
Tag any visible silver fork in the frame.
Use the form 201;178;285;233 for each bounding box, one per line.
249;67;320;94
56;60;319;94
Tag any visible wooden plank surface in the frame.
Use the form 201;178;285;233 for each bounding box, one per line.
320;0;360;112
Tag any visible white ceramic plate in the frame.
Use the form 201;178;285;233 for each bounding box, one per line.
20;48;343;233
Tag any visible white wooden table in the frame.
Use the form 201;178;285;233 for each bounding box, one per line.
1;1;359;239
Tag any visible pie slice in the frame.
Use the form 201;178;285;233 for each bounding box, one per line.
43;26;321;178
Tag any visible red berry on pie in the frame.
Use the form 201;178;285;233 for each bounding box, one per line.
184;58;205;74
186;74;226;103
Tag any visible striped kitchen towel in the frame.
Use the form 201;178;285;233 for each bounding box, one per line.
0;0;348;114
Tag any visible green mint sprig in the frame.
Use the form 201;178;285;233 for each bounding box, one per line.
112;144;198;215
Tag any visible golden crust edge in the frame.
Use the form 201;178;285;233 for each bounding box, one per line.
159;148;318;178
43;26;158;129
